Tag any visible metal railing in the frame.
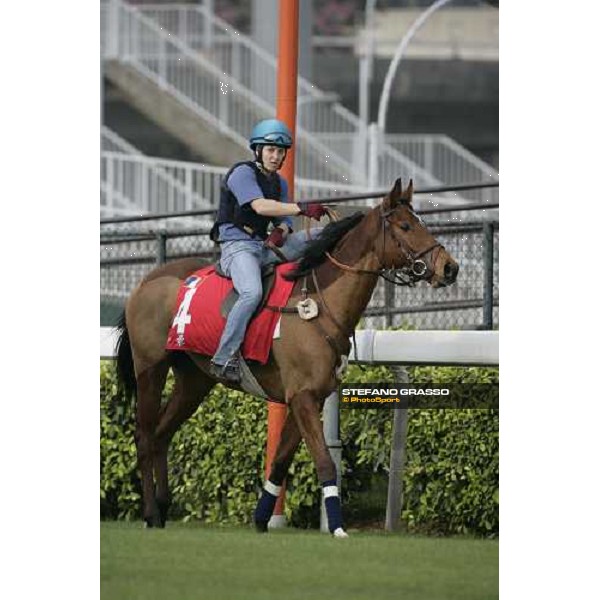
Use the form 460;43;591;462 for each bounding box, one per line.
100;149;372;217
385;134;499;205
101;151;220;217
100;209;498;330
101;127;219;216
101;0;480;194
101;0;352;182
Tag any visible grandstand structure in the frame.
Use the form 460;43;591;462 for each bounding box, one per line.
100;0;498;330
101;0;498;214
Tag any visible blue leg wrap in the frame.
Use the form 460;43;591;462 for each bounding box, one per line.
322;479;343;533
254;486;278;525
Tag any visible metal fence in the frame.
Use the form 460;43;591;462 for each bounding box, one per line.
101;0;491;192
100;207;498;330
100;147;374;218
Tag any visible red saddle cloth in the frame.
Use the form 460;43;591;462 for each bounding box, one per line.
165;262;297;364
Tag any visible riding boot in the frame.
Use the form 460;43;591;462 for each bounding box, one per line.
210;355;241;384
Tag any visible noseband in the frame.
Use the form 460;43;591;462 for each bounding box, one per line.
325;206;443;287
379;208;443;286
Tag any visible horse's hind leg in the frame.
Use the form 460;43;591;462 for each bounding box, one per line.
153;353;215;527
254;408;302;532
135;360;170;528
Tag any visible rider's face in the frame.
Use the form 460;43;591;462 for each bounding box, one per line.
261;145;287;172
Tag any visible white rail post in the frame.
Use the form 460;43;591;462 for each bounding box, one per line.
218;77;228;129
185;165;193;211
107;0;120;59
203;0;214;50
159;32;167;88
368;122;380;199
359;0;377;187
232;39;241;83
106;157;114;214
177;5;185;46
132;8;140;60
424;136;434;175
385;366;410;531
140;160;148;212
143;161;150;213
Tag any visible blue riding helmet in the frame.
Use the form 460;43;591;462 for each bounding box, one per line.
249;119;293;150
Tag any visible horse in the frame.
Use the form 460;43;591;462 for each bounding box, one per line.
114;178;459;536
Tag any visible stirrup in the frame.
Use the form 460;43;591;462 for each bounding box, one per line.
210;356;241;383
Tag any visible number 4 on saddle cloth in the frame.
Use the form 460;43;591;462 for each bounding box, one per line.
165;262;297;364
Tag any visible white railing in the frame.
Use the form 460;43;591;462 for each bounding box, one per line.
101;151;223;216
100;135;493;218
136;2;492;197
101;326;498;365
101;0;458;192
314;132;442;187
101;0;353;183
137;3;359;136
385;134;499;205
100;179;141;217
101;126;219;214
101;150;370;217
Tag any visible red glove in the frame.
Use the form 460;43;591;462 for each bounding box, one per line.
265;227;285;247
298;202;327;220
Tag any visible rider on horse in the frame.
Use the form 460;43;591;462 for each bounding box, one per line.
209;118;327;383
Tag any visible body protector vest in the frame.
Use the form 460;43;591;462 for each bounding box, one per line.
210;161;283;242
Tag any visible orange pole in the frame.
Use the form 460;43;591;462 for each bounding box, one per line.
276;0;299;195
266;0;300;521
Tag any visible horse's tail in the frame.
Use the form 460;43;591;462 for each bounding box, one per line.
115;311;137;400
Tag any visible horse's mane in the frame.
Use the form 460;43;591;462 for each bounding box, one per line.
284;212;365;280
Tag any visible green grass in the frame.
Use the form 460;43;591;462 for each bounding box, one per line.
101;522;498;600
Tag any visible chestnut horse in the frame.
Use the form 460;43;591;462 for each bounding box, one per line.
115;179;458;536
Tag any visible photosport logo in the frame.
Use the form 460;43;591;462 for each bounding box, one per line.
339;383;498;409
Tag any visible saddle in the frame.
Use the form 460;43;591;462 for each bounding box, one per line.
215;263;279;318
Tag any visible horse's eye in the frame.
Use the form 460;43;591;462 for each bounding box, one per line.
399;222;411;232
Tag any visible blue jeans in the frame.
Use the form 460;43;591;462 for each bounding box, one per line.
212;228;322;365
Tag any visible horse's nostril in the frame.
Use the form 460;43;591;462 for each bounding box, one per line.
444;263;459;280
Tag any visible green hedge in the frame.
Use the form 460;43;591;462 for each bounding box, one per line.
100;361;498;536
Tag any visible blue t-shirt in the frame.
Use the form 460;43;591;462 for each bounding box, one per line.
218;164;292;242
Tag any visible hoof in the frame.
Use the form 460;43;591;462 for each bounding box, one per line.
144;512;162;529
255;520;269;533
332;527;349;538
157;501;170;528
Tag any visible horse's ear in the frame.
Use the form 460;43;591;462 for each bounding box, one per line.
401;179;414;204
383;178;402;210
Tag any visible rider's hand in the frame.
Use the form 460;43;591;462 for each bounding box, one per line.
265;227;286;247
298;202;327;221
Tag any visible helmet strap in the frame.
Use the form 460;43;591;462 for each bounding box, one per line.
254;145;264;166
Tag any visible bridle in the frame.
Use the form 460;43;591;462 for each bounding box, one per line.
325;205;444;287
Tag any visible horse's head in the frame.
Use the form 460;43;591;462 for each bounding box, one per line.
376;178;459;288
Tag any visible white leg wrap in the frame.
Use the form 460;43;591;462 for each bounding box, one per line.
264;480;282;497
333;527;349;538
323;485;339;499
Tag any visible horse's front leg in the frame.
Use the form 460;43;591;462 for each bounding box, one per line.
254;407;302;532
289;390;348;538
